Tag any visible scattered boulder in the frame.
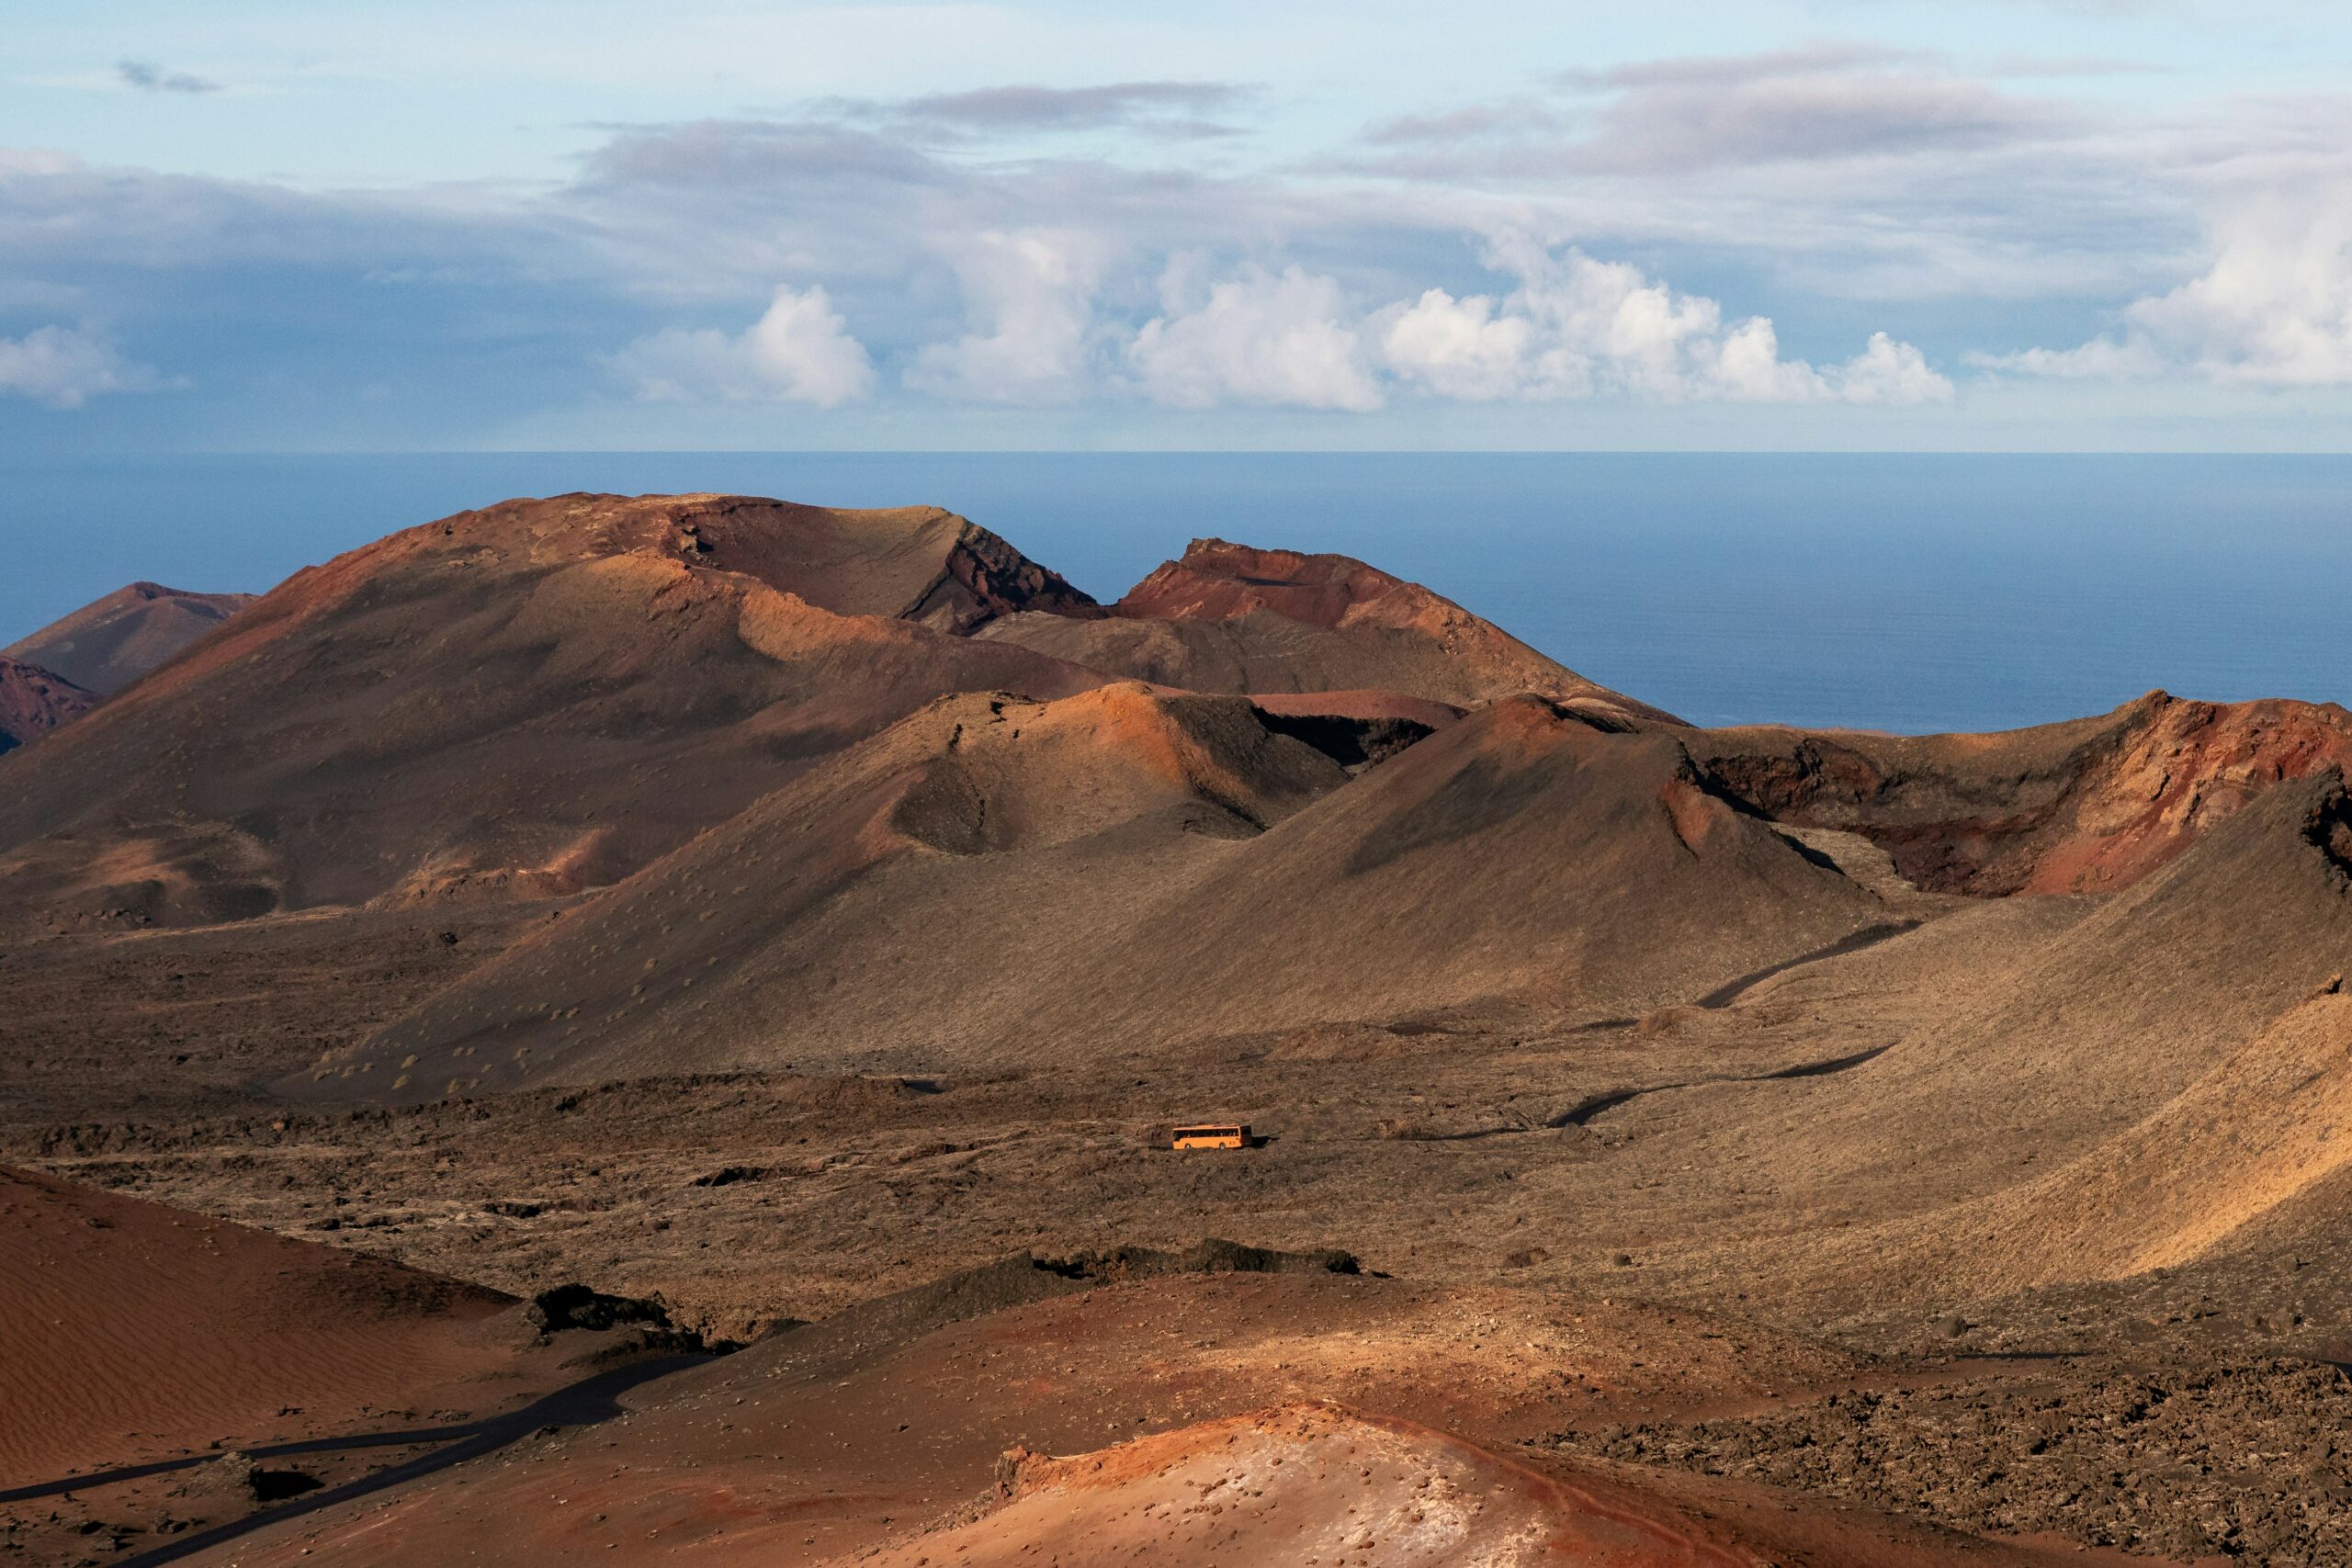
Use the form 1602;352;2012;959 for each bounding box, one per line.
170;1450;322;1506
524;1283;674;1336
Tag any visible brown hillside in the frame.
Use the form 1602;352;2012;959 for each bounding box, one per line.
4;581;257;695
1670;770;2352;1306
204;1263;2052;1568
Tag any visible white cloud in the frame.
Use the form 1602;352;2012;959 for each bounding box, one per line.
1976;187;2352;387
1708;317;1830;401
606;227;1948;417
1127;265;1383;411
1832;331;1957;404
874;237;1954;412
1377;288;1530;400
0;324;172;408
1965;337;2165;379
905;230;1105;404
2124;193;2352;385
616;284;874;405
1374;238;1951;406
117;59;222;95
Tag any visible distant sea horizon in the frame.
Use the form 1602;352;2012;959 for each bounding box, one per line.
6;451;2348;735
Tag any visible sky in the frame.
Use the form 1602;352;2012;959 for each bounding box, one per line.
6;0;2352;452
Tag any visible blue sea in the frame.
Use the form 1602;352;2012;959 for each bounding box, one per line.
5;452;2347;734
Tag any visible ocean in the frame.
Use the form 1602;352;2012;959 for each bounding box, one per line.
5;451;2347;733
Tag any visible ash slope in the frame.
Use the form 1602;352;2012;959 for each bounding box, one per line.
310;683;1878;1099
4;581;257;696
1755;771;2352;1299
0;495;1106;929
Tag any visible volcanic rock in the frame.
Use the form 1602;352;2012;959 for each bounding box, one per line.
0;655;96;754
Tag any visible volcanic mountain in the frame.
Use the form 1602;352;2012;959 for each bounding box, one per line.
5;581;257;695
0;495;1107;928
0;499;1670;936
1745;769;2352;1301
0;655;96;754
978;536;1672;724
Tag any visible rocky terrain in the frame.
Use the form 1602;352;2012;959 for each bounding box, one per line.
2;492;2347;1566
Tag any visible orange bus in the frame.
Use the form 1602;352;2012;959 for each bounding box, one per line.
1171;1123;1250;1150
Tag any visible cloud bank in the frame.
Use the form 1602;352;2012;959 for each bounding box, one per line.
10;33;2352;445
0;325;173;409
1981;187;2352;386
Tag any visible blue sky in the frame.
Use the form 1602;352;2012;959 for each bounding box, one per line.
7;0;2352;451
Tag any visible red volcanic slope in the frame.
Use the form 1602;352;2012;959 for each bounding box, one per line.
1694;689;2352;895
1117;537;1471;626
4;581;257;695
980;536;1674;723
0;656;96;754
0;1164;522;1484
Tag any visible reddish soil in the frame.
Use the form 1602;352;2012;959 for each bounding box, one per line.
0;1164;517;1484
880;1403;1753;1568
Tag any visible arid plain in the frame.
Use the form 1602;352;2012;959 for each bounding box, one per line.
4;494;2350;1566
